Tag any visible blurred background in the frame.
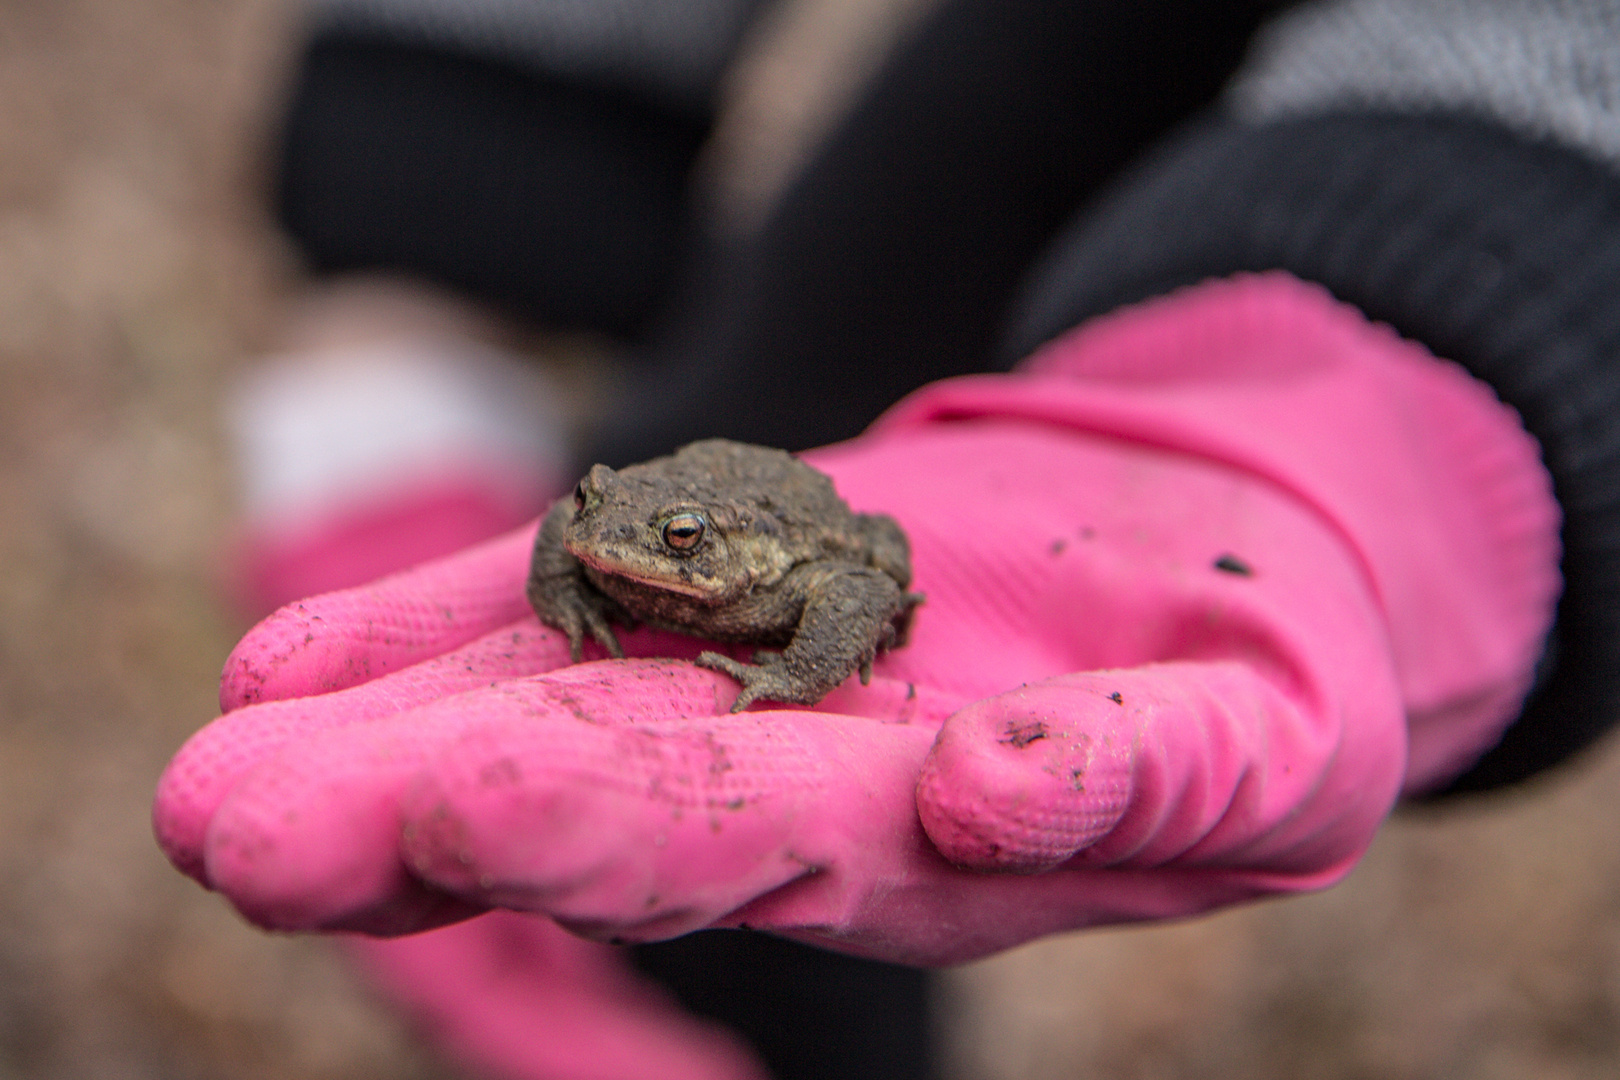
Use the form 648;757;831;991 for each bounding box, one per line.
3;1;1620;1077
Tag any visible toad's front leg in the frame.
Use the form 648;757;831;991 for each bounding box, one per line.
698;565;905;711
527;500;626;661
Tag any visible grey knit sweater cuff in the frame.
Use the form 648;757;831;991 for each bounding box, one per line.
1228;0;1620;172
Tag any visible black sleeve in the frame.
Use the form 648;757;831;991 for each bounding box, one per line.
275;28;716;339
590;0;1301;465
273;0;763;340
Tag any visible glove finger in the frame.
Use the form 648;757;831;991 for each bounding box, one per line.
401;700;949;943
155;617;570;885
202;660;958;936
917;660;1405;880
221;521;540;710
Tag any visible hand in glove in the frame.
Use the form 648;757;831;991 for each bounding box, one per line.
155;273;1558;969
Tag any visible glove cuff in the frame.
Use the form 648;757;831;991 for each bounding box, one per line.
1003;112;1620;791
878;272;1561;793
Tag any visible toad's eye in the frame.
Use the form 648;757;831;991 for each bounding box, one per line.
573;481;587;511
661;513;706;551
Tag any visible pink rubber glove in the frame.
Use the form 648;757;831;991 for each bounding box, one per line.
156;275;1559;974
340;911;770;1080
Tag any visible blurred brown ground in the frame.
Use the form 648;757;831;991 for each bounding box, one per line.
2;2;1619;1078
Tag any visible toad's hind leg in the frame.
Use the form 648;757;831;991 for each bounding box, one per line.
854;513;913;588
697;565;904;711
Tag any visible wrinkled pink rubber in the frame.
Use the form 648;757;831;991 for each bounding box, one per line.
156;274;1559;978
882;274;1561;792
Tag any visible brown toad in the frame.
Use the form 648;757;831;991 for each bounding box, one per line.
527;439;922;711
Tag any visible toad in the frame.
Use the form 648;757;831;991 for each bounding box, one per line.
527;439;922;711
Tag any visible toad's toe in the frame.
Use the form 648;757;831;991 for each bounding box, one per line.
696;651;812;712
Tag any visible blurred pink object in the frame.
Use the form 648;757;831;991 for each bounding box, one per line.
224;341;565;617
345;912;769;1080
226;478;545;620
158;274;1558;1070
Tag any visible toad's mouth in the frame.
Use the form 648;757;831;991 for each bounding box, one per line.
569;545;721;600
